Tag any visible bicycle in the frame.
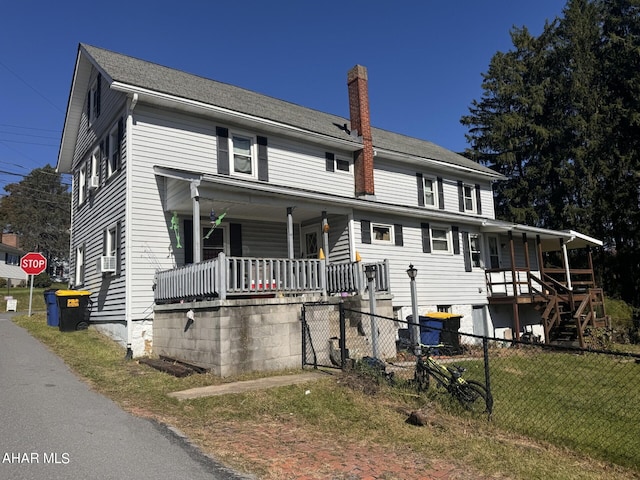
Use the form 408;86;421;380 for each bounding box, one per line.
413;343;493;416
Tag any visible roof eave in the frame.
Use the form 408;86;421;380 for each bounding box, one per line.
373;146;505;180
110;82;363;151
57;46;94;174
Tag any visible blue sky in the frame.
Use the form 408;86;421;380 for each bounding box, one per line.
0;1;566;191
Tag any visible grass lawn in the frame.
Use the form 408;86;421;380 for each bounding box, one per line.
11;313;640;480
3;283;68;313
487;349;640;469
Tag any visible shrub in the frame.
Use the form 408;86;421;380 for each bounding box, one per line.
33;273;52;289
605;297;636;343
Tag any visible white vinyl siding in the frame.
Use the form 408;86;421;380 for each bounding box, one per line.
354;214;487;308
267;137;354;196
134;107;217;175
373;158;496;218
70;78;129;343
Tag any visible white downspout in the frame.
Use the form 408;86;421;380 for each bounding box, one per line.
125;93;138;360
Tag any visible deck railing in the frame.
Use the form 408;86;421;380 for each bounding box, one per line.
325;259;390;295
154;254;390;303
485;267;596;299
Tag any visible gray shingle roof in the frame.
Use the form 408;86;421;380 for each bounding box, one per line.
82;43;499;178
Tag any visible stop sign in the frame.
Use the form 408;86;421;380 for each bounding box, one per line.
20;252;47;276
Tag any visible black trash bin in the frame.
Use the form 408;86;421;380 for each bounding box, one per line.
43;289;60;327
55;290;92;332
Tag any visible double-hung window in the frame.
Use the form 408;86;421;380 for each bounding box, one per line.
488;236;500;269
423;177;437;207
88;78;100;125
469;234;482;268
5;253;19;265
231;133;254;176
75;245;85;286
90;147;100;187
78;164;87;205
431;226;451;253
107;124;120;178
462;184;477;212
106;226;118;258
371;223;393;244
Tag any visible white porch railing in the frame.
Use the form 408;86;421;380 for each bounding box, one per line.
154;254;390;303
325;259;390;295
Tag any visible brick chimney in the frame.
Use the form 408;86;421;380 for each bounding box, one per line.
347;65;375;198
0;233;19;248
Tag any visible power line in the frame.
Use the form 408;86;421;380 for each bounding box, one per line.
0;139;58;147
0;129;59;140
0;60;64;114
0;139;58;167
0;168;71;187
0;123;61;133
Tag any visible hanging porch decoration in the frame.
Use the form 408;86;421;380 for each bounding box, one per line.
204;208;228;240
170;211;182;248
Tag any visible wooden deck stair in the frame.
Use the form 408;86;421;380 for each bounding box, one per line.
540;287;610;348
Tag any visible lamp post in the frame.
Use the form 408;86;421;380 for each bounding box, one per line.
365;264;379;359
407;264;421;355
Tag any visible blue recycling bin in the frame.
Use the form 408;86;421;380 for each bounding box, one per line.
419;317;443;346
44;289;60;327
421;312;463;352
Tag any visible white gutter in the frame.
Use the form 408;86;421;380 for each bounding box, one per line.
125;93;138;359
192;170;488;227
110;82;361;150
373;147;505;180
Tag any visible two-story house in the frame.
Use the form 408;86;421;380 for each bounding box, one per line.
57;44;606;360
0;234;26;288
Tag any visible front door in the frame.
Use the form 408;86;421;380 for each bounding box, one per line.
301;225;321;259
202;225;227;260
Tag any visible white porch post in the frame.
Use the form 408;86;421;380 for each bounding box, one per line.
560;238;572;290
287;207;294;259
322;210;329;264
190;180;201;263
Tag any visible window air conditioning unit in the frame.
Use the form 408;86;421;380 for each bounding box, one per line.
89;175;99;189
99;256;116;273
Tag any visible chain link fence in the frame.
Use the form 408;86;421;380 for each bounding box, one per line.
301;302;640;470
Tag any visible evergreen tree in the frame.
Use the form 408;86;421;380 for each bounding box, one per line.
462;25;556;226
0;165;71;266
462;0;640;307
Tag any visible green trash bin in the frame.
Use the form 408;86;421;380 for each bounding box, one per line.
55;290;92;332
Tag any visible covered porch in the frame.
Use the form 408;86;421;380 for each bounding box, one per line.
153;166;391;303
481;222;609;347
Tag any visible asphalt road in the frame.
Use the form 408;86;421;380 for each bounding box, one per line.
0;312;254;480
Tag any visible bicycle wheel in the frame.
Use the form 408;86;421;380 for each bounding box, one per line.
455;380;493;415
425;367;449;390
413;364;430;392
